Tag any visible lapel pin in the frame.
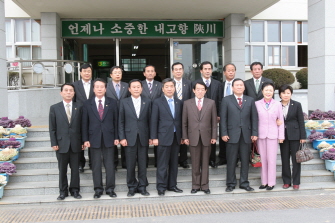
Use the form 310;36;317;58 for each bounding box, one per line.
143;102;145;104
291;104;293;105
75;108;77;110
106;105;108;107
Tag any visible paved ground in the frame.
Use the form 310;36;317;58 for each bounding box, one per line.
1;189;335;223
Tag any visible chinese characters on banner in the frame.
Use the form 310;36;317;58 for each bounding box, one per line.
63;21;224;37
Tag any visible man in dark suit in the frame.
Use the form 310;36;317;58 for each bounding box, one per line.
82;78;119;199
221;78;258;192
141;65;162;167
151;78;183;196
182;82;217;194
217;63;236;166
192;61;222;168
172;62;192;169
244;62;273;101
72;63;94;172
49;83;83;200
119;79;151;197
106;66;129;170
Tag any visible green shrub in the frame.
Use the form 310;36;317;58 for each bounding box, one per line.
262;68;295;89
296;68;308;89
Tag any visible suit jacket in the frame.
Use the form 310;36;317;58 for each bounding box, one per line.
255;100;285;140
72;80;94;105
243;77;274;101
118;96;151;147
182;98;217;147
283;100;306;140
192;77;223;116
220;95;258;144
141;80;162;101
49;101;83;153
82;97;119;148
151;96;183;146
173;78;192;102
106;81;129;104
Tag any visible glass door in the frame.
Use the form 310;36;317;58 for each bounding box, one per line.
171;39;223;81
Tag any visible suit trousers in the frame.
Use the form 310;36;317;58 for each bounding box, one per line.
90;137;115;193
125;136;149;191
226;131;250;187
56;148;80;193
156;133;179;191
114;145;126;168
218;126;227;162
280;130;301;185
79;147;91;168
257;138;278;186
189;136;211;190
178;144;188;165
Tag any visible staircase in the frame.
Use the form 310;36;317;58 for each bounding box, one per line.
1;128;334;205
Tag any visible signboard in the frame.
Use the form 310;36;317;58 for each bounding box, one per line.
97;61;111;67
62;21;224;38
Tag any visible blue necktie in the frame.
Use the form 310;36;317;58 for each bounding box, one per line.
168;98;176;132
266;103;270;109
115;84;120;99
226;83;231;97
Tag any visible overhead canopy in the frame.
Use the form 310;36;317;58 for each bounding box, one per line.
12;0;279;19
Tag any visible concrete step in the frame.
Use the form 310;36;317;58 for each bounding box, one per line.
27;128;49;138
25;137;51;148
2;171;334;197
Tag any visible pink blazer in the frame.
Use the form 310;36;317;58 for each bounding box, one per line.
255;99;285;140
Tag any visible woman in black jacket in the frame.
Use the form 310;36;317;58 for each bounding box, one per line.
279;84;306;190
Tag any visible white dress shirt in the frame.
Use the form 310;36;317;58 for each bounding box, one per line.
63;101;73;114
224;79;234;97
95;96;105;110
202;77;211;86
234;94;243;104
253;77;262;88
195;97;204;107
82;79;91;99
131;96;141;118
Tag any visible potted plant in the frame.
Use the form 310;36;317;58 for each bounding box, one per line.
0;162;16;182
13;116;32;128
0;138;21;149
308;130;324;149
0;174;7;199
0;148;19;163
0;127;10;138
0;117;14;128
321;148;335;172
317;141;332;158
9;124;27;137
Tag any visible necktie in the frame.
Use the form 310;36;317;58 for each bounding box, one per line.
168;98;175;118
135;99;140;118
66;104;71;123
115;83;120;99
255;79;260;92
205;79;210;87
148;82;152;94
197;99;202;111
98;100;104;120
226;83;231;97
266;102;270;109
177;82;182;100
238;98;242;108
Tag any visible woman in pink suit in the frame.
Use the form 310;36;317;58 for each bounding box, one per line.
255;82;285;190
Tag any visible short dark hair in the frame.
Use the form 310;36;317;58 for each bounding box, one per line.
193;81;207;90
261;82;275;91
250;62;263;71
60;83;75;92
162;78;175;87
232;78;244;87
171;62;184;71
129;79;142;88
80;63;92;72
200;61;213;70
143;65;155;72
93;78;107;88
110;66;123;74
223;63;236;72
278;84;293;98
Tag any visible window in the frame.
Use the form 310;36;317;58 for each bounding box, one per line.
282;21;295;42
268;46;280;66
15;19;31;42
252;46;264;64
121;58;146;71
251;21;264;42
5;20;12;42
267;21;280;42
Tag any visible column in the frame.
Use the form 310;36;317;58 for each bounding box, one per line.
0;0;8;117
308;0;335;111
223;13;245;79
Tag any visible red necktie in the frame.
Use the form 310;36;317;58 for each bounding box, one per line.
197;99;202;111
98;100;104;119
238;98;242;108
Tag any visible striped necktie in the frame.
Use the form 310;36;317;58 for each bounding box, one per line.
177;81;182;100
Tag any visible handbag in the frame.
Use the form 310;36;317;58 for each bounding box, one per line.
296;143;314;163
250;142;262;167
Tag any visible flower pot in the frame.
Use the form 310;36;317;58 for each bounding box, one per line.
0;173;9;182
312;139;335;150
324;159;335;172
0;136;26;149
0;185;4;199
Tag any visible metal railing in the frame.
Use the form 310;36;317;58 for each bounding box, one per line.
7;59;86;89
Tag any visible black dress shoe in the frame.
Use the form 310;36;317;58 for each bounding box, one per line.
191;189;200;194
239;186;254;191
168;186;183;193
71;191;82;199
225;186;235;192
57;193;68;200
108;191;117;198
140;190;150;196
203;189;211;194
93;192;102;199
79;166;84;173
180;163;190;168
266;186;274;191
127;190;135;197
158;190;165;196
259;184;268;189
216;160;227;166
209;161;217;168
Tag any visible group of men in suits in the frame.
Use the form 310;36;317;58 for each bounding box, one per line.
49;60;274;199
